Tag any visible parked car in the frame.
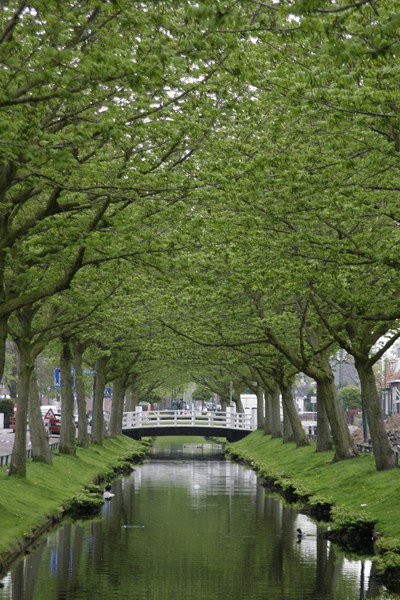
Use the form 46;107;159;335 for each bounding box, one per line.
202;403;217;414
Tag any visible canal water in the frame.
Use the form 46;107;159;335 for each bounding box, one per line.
0;440;397;599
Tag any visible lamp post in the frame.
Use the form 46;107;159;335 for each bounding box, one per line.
310;396;316;422
361;397;368;443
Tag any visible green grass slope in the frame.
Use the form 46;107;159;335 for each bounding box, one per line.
0;436;146;561
229;431;400;539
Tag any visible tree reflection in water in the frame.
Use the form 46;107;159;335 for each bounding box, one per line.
0;442;393;600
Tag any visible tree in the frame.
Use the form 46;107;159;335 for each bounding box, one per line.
3;342;18;400
192;385;213;405
3;0;400;474
8;305;53;476
338;386;362;411
0;0;256;379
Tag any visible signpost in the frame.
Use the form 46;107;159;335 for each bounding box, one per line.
44;408;60;435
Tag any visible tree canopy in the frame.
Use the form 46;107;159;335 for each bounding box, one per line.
2;0;400;472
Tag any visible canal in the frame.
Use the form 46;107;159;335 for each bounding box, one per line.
0;439;396;599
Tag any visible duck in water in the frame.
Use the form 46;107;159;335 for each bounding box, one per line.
103;484;115;500
296;528;306;543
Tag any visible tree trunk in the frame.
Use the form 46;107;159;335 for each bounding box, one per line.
316;375;357;461
356;359;396;471
315;393;333;452
282;401;294;442
92;355;108;445
233;393;244;413
59;339;76;455
270;386;282;438
256;384;265;430
5;340;18;400
220;395;230;410
72;342;89;449
29;369;52;464
124;380;139;412
109;377;127;437
0;315;7;382
9;342;33;477
280;382;309;447
219;395;227;411
264;389;272;435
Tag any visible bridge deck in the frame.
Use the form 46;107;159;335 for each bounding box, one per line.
122;410;256;443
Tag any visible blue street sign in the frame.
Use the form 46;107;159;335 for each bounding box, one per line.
54;368;75;389
54;368;61;389
104;387;113;399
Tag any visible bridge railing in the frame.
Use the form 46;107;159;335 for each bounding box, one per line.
122;410;255;431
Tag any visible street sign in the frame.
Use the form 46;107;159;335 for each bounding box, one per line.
54;368;61;389
54;367;75;389
104;387;112;399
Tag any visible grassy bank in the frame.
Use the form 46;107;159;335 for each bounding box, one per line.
228;431;400;540
0;435;147;564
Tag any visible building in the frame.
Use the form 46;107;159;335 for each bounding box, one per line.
240;393;258;415
331;352;360;388
383;349;400;416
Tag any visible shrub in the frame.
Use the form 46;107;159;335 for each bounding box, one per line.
376;537;400;555
83;483;103;496
374;552;400;576
306;496;334;521
0;399;15;427
331;506;377;534
373;540;400;593
113;460;135;475
63;492;104;519
322;507;377;553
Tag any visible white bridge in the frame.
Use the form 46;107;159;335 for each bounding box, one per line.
122;409;257;443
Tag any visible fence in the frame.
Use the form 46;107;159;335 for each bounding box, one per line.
0;441;60;467
122;409;256;432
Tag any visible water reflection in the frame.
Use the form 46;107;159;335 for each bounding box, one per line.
0;442;397;599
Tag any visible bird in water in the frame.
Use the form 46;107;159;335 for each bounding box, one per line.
296;528;306;542
103;484;115;500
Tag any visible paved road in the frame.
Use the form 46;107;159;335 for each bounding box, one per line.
0;429;16;457
0;428;60;457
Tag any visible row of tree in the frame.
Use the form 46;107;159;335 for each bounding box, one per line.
1;1;400;475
